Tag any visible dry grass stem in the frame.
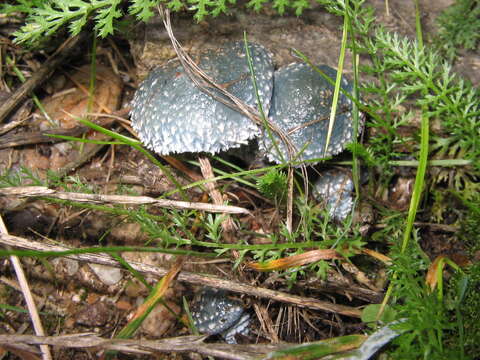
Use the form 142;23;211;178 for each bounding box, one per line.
198;155;237;233
0;186;251;215
0;216;52;360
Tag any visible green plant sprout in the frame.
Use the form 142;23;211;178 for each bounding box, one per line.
256;168;288;202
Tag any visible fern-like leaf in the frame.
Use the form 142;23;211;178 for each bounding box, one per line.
129;0;159;22
93;0;123;37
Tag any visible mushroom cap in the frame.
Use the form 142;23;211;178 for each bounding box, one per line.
313;169;354;221
260;63;356;164
130;42;274;155
191;288;246;336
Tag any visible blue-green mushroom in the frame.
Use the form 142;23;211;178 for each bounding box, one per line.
191;287;250;344
314;169;354;221
260;63;357;163
130;42;274;155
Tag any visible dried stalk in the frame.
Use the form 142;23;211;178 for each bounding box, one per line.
0;216;52;360
198;156;237;233
0;186;251;215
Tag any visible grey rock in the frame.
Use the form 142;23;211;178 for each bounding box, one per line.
52;258;79;276
89;263;123;286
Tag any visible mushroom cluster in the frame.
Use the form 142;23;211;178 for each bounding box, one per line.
131;42;360;342
130;41;359;219
131;42;274;155
130;42;358;160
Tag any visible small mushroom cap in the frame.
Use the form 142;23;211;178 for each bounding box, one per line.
222;313;250;344
314;169;354;221
131;42;274;155
191;288;246;336
260;63;356;163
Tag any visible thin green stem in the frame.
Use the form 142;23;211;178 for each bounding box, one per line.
401;100;429;253
244;32;285;164
413;0;424;49
324;5;349;155
110;252;152;290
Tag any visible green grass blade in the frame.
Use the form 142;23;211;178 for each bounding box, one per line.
110;252;152;291
324;4;349;156
243;32;285;164
46;134;124;145
401;106;429;253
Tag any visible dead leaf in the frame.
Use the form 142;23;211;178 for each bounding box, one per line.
36;64;123;129
362;248;392;264
248;249;341;271
426;255;463;292
426;256;446;291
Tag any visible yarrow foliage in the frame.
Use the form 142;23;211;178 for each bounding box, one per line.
5;0;125;43
436;0;480;59
3;0;311;45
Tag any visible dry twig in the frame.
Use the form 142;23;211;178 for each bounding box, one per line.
0;186;251;215
0;333;287;360
0;125;87;149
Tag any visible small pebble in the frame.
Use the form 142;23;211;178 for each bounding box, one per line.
89;263;123;286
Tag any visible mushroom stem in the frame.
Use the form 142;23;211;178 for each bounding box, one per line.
198;156;237;237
